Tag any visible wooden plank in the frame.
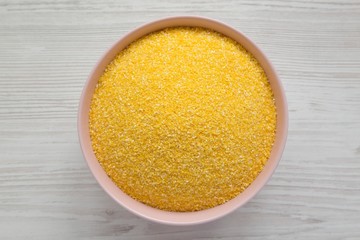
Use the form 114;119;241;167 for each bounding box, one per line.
0;0;359;239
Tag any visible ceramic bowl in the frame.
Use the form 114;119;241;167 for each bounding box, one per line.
78;16;288;225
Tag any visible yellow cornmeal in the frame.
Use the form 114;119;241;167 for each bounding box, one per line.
89;27;276;212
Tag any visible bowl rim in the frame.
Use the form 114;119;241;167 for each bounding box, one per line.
78;15;288;226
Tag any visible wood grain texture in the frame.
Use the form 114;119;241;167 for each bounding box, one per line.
0;0;359;239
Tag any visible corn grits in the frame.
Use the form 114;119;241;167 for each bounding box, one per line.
89;27;276;212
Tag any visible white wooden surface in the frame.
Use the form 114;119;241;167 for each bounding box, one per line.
1;0;360;239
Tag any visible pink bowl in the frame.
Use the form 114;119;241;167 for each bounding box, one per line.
78;16;288;225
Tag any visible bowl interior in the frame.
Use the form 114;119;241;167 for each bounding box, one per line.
78;16;288;225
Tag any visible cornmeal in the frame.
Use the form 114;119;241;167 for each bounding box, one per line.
89;27;276;212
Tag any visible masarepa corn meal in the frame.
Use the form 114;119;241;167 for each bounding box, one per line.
89;27;276;212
